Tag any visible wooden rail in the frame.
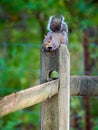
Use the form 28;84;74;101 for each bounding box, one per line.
70;76;98;96
0;76;98;117
0;80;59;117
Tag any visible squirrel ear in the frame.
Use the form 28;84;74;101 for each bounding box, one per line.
62;16;65;21
47;16;54;31
60;15;65;21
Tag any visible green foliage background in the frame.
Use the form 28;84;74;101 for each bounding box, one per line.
0;0;98;129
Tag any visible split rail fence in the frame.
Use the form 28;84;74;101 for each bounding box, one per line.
0;44;98;130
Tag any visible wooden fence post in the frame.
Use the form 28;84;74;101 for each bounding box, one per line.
58;45;70;130
40;44;70;130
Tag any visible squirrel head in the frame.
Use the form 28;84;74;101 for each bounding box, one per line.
47;15;68;34
47;16;65;32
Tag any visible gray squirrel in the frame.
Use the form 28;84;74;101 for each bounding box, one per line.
43;16;68;51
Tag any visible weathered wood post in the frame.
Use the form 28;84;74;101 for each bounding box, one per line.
40;44;70;130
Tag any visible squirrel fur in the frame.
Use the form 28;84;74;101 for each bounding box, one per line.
47;16;68;33
43;16;68;51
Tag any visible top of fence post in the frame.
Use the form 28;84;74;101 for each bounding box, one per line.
40;44;70;130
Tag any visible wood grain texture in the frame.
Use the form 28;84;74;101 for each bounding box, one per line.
0;79;59;117
70;76;98;96
58;44;70;130
0;76;98;117
40;44;70;130
40;48;59;130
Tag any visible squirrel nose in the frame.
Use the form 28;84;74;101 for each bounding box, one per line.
47;46;52;50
